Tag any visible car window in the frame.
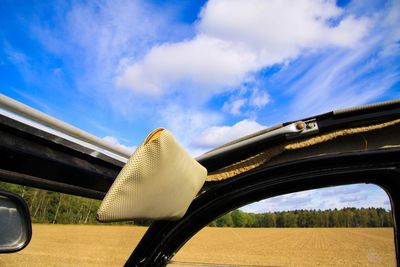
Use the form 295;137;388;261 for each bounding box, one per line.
0;182;150;266
169;184;396;267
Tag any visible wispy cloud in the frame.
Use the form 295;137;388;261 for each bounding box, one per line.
340;195;368;203
2;0;398;217
241;184;391;213
4;0;399;156
322;184;365;196
269;0;400;119
222;87;270;115
193;119;266;150
10;88;52;114
115;0;371;105
157;104;223;156
2;42;35;83
222;98;247;115
33;0;190;109
284;40;398;118
102;136;136;153
108;0;381;148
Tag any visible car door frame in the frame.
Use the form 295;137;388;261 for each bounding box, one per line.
125;148;400;266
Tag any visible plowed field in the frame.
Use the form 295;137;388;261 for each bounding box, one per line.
0;225;395;266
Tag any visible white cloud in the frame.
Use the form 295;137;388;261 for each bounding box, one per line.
262;1;400;120
249;89;270;109
379;0;400;56
11;88;52;114
222;88;270;115
157;105;223;156
102;136;136;153
222;98;247;115
340;195;368;203
115;0;370;100
241;184;391;213
26;0;397;160
34;0;188;99
5;49;28;64
282;37;399;119
198;0;368;50
193;119;266;149
115;35;258;97
322;185;364;196
3;43;37;84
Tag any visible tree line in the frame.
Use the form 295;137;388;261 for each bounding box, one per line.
0;182;155;225
0;182;102;224
210;208;393;228
0;182;393;227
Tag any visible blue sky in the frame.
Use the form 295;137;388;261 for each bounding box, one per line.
1;0;399;210
241;184;391;213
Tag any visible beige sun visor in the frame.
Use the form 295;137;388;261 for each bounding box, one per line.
97;128;207;222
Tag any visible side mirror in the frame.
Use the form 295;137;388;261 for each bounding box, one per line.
0;190;32;253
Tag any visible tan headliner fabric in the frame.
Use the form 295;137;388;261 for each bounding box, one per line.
206;118;400;181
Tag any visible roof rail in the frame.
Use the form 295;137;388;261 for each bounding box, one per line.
0;94;131;159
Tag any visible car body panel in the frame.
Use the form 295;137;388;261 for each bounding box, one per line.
1;97;400;266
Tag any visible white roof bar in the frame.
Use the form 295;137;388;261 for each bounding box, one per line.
0;94;132;159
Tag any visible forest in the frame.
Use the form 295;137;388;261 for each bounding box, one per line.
210;208;393;228
0;182;393;227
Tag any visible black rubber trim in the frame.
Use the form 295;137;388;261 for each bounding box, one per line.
0;118;121;198
0;169;105;200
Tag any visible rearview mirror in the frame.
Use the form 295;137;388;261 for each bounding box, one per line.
0;190;32;253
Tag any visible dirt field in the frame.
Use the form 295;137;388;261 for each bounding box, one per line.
0;225;395;267
172;227;396;267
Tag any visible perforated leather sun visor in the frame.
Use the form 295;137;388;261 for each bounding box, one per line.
97;128;207;222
